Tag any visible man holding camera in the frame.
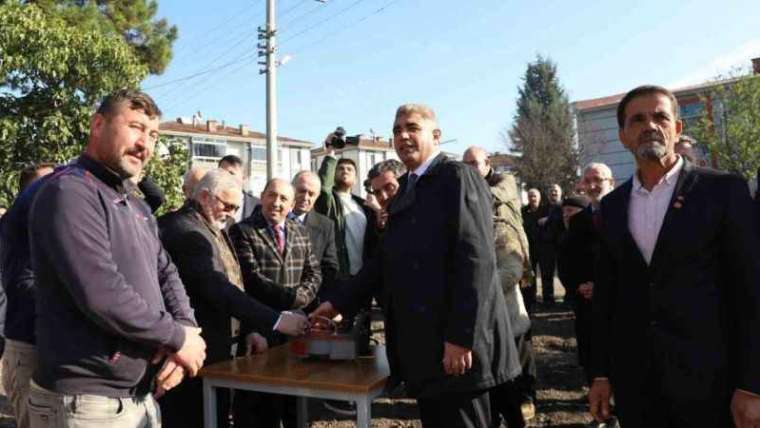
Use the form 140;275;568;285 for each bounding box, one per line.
314;130;377;279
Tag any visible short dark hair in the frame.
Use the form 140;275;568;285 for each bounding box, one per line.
96;89;162;119
336;158;357;170
367;159;406;182
616;85;679;129
19;162;56;192
218;154;243;167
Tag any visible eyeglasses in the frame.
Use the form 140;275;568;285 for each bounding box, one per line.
214;195;240;213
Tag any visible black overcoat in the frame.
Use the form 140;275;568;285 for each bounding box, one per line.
332;154;520;398
159;204;279;363
592;161;760;426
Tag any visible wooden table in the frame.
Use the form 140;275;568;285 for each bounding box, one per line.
200;344;390;428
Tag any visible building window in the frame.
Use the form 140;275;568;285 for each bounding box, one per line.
192;141;226;158
190;137;228;159
252;146;267;161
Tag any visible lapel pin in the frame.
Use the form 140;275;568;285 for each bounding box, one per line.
673;195;685;209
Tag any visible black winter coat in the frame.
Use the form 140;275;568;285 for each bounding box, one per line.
159;204;279;363
331;154;521;398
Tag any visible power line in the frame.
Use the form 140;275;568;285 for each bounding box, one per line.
278;0;370;45
277;1;329;34
285;0;401;55
144;51;257;92
278;0;311;20
161;56;257;114
169;1;263;67
145;29;256;92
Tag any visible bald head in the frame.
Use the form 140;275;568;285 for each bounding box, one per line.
260;178;295;225
527;188;541;209
462;146;490;178
183;165;209;200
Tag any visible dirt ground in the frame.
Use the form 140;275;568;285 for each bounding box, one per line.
307;277;594;427
0;280;591;428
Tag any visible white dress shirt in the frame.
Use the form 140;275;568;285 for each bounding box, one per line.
628;156;683;265
412;149;441;177
336;191;366;275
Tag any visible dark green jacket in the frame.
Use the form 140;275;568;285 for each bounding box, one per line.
314;155;377;278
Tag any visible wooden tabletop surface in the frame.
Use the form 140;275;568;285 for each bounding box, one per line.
200;344;390;393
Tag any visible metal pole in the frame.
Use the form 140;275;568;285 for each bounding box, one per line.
265;0;277;180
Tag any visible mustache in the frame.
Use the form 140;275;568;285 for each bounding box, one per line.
125;149;147;163
639;131;664;144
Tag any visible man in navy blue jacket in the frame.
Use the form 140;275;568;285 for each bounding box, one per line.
27;90;206;428
0;162;55;428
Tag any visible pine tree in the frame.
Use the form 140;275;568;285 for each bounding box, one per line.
508;56;578;195
25;0;178;74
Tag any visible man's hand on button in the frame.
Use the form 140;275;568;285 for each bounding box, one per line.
442;341;472;376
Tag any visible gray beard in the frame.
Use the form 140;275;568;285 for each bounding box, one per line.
637;143;668;161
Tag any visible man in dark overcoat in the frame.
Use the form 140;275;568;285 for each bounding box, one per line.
588;85;760;428
290;170;339;299
312;103;520;428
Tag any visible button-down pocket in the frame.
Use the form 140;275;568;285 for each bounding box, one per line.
27;398;59;428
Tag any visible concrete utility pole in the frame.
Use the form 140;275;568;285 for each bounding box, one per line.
259;0;277;180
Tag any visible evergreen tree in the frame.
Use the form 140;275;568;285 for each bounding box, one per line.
25;0;178;74
508;55;578;195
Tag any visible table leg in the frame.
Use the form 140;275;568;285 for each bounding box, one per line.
296;396;309;428
356;397;370;428
203;380;218;428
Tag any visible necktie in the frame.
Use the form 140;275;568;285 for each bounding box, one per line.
273;224;285;255
406;173;418;194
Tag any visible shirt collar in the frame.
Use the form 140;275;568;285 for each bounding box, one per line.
268;219;286;230
77;154;133;194
412;149;441;177
632;156;683;193
289;212;307;223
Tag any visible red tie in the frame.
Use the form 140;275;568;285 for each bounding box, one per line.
273;224;285;255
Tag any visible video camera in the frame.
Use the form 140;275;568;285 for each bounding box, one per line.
327;126;360;149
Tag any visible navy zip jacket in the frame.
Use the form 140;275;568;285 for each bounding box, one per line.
0;173;56;344
29;155;197;397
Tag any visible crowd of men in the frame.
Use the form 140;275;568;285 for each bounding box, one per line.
0;84;759;428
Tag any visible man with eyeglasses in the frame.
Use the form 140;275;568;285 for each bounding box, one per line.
218;154;260;223
558;163;618;428
158;169;309;428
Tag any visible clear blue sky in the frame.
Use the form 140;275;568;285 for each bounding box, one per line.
143;0;760;155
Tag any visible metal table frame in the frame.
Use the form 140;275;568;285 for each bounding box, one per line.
202;377;385;428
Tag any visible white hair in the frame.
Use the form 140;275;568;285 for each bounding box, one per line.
583;162;613;180
193;168;241;201
292;170;321;187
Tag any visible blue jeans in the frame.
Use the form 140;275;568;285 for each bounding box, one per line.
28;381;161;428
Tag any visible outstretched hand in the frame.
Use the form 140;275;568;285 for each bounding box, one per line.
309;301;339;322
442;342;472;376
732;389;760;428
